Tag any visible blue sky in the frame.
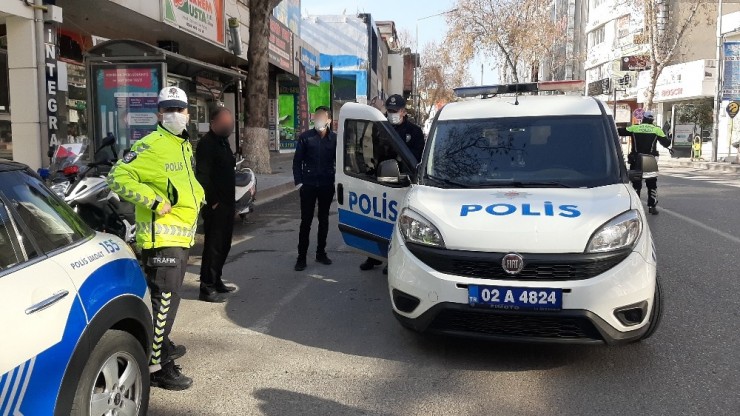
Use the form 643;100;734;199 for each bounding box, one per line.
300;0;498;86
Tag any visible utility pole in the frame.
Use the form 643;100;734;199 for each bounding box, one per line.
713;0;724;162
481;63;484;86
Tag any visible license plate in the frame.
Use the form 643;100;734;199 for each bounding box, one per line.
468;285;562;311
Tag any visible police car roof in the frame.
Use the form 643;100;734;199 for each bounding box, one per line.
0;159;28;173
438;95;605;121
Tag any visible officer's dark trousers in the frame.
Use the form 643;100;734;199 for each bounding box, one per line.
141;247;189;367
298;184;335;258
630;162;658;207
200;203;235;289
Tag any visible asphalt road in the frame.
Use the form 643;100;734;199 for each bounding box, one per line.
149;166;740;415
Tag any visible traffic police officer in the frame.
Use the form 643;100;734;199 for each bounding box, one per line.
361;94;425;273
108;86;205;390
618;111;671;215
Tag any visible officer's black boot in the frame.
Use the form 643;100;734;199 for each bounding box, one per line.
316;253;333;265
649;206;659;215
295;255;307;271
151;361;193;391
169;340;186;360
360;258;382;271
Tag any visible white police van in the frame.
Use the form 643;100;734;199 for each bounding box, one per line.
0;160;152;414
336;81;661;344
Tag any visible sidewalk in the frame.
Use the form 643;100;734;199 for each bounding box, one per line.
254;152;296;206
659;157;740;174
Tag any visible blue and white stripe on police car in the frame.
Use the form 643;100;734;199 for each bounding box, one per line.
0;357;34;416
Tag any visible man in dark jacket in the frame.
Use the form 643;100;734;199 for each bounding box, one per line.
360;95;425;273
293;106;337;271
196;107;237;302
617;111;672;215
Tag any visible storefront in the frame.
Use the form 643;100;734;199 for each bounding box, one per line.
637;59;718;158
84;39;245;154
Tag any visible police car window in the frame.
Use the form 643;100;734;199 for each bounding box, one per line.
426;116;620;188
0;171;92;253
344;119;410;180
0;201;24;270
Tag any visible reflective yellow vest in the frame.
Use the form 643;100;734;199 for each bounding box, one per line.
107;125;205;249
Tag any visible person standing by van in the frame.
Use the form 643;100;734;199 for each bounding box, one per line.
360;95;425;274
293;106;337;271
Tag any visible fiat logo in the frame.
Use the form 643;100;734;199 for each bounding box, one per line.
502;253;524;275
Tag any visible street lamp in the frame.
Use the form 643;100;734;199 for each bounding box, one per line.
313;64;335;119
415;8;458;117
712;0;724;162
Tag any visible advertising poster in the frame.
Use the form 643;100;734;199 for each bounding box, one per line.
163;0;225;46
723;42;740;100
298;63;310;134
673;124;697;147
94;66;161;149
269;17;294;73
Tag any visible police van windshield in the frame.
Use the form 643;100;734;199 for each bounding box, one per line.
424;116;621;189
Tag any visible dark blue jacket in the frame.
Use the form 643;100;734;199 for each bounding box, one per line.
293;129;337;187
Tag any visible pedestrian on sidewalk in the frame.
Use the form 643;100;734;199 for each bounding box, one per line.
196;106;237;303
618;111;672;215
293;106;337;271
360;94;425;274
107;86;204;391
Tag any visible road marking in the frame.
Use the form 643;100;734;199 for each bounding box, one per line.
662;208;740;245
251;278;311;333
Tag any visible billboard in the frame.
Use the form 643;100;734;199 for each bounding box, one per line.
273;0;300;36
269;17;294;73
724;42;740;100
163;0;225;46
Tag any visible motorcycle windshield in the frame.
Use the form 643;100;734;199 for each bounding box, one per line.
50;143;88;172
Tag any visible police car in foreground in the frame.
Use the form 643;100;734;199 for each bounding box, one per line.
336;81;661;344
0;160;152;414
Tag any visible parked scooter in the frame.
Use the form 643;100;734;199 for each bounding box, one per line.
235;155;257;222
62;135;137;249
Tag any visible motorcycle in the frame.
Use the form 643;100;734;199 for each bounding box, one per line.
47;142;89;198
235;155;257;222
61;136;137;249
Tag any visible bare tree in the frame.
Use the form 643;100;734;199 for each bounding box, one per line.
642;0;707;110
445;0;567;83
417;41;473;126
244;0;282;174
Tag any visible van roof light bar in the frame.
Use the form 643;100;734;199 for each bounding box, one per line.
454;80;585;98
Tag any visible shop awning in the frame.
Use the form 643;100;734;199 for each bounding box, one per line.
86;39;245;84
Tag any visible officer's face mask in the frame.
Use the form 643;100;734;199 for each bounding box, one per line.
162;111;189;135
387;111;403;125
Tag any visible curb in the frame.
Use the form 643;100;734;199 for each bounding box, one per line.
660;160;740;174
255;181;297;207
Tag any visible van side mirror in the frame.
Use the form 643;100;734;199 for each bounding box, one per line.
377;159;402;184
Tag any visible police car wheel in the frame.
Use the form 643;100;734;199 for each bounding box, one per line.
70;330;150;416
638;278;663;342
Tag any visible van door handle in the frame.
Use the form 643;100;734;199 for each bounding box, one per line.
337;183;344;205
25;290;70;315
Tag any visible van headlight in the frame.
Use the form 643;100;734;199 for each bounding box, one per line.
586;210;642;253
398;208;445;247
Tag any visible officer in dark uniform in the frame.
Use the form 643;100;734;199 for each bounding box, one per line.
618;111;672;215
196;106;237;303
293;106;337;271
361;94;425;273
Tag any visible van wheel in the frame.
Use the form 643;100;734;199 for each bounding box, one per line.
639;278;663;341
71;330;149;416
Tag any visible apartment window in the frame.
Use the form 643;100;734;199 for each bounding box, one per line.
388;66;392;79
589;26;606;48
